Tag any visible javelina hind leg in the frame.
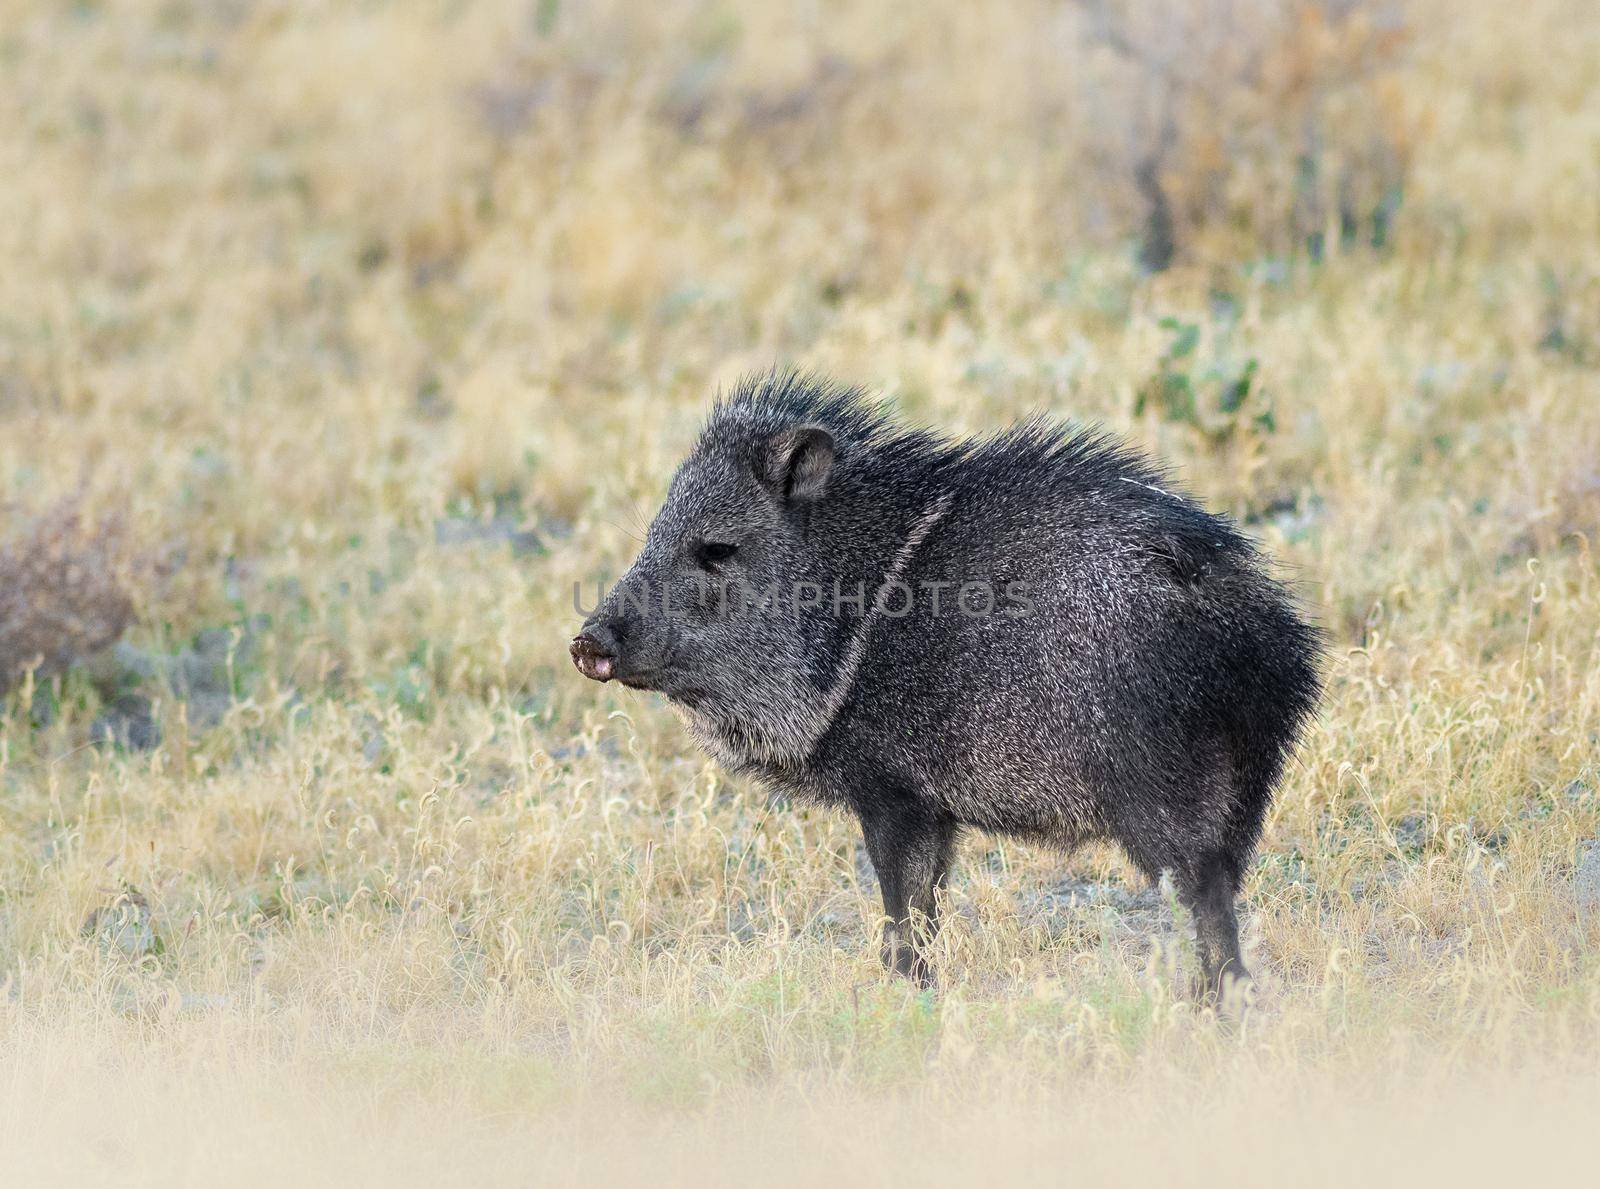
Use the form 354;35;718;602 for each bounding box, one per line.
1181;856;1250;1004
858;806;957;989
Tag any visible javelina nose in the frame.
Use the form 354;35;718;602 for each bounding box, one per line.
570;619;623;682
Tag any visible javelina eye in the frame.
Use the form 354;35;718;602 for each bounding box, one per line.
696;541;739;570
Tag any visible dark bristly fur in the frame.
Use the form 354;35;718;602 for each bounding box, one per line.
572;370;1323;995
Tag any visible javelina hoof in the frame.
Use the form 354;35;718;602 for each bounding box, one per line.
883;937;937;991
1203;972;1254;1030
1200;967;1255;1020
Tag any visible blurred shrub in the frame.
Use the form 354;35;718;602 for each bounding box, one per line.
1072;0;1415;269
0;495;143;695
1135;316;1274;444
381;0;1425;321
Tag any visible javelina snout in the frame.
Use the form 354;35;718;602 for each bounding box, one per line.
571;611;660;688
568;631;616;683
572;586;678;690
572;370;1323;1000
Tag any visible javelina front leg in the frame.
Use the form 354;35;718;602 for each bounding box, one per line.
858;807;956;989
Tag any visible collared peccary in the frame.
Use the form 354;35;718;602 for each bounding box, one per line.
571;371;1321;995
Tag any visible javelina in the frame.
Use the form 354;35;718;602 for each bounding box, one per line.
571;371;1321;994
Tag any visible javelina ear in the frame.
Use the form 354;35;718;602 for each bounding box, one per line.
764;425;835;504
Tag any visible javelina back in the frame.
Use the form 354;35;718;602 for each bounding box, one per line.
572;371;1322;994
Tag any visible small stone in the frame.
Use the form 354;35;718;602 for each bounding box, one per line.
90;695;160;751
82;888;160;958
1575;843;1600;914
184;689;232;731
1393;811;1429;853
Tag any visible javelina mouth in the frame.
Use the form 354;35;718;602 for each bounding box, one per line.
569;636;615;682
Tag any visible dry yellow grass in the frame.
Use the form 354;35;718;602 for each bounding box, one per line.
1;0;1598;1183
